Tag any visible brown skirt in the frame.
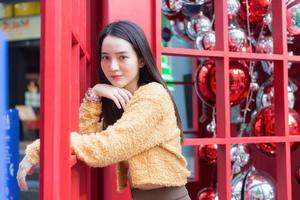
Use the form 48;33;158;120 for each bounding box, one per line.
131;186;191;200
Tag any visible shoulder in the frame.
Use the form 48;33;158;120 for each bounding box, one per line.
135;82;169;98
128;82;171;107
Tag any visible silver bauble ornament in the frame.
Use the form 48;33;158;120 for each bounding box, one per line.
186;12;212;40
256;36;273;54
243;167;276;200
231;144;250;175
228;0;241;18
195;30;216;50
161;0;183;19
228;25;247;51
181;0;210;18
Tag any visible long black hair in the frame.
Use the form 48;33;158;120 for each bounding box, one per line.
97;20;183;142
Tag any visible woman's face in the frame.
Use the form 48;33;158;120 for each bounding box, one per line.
101;35;143;93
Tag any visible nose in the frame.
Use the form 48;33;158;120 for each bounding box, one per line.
109;59;119;71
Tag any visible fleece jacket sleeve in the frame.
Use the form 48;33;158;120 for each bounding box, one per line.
70;84;173;167
25;99;102;165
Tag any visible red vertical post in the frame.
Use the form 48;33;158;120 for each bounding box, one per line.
272;1;291;200
40;0;73;199
215;0;231;199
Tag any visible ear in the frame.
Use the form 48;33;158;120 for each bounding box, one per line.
139;58;145;68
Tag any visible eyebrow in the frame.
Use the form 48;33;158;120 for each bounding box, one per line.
101;51;129;55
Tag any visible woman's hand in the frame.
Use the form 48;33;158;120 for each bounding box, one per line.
92;84;133;109
17;155;35;191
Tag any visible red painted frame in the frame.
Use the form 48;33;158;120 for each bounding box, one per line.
40;0;300;199
156;0;300;199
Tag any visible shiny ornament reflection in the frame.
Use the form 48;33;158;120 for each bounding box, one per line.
256;36;273;54
244;167;276;200
181;0;210;18
228;25;248;51
195;30;216;50
287;3;300;35
197;187;217;200
231;144;250;175
228;0;241;19
195;60;250;107
161;0;183;20
256;78;296;110
198;144;218;164
252;106;300;155
186;12;212;40
232;170;249;200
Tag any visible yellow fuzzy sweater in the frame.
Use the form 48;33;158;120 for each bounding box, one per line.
25;82;191;191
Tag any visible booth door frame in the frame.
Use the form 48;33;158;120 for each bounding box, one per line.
40;0;99;199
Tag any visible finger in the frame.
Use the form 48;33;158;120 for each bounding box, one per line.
118;90;130;105
18;170;28;191
114;93;126;110
111;96;122;109
122;89;133;99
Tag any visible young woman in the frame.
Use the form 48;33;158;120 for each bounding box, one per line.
17;20;191;200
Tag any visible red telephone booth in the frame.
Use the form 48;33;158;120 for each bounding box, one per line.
39;0;300;199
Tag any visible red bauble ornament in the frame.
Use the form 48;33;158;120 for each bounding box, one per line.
197;187;217;200
251;0;271;7
198;144;218;164
195;60;250;107
252;106;300;155
195;60;216;106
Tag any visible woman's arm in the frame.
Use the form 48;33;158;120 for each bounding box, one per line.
24;99;102;165
79;99;102;133
71;83;176;168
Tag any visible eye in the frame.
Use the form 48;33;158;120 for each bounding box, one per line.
101;55;109;60
119;55;128;60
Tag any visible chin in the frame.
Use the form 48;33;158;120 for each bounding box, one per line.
110;81;127;88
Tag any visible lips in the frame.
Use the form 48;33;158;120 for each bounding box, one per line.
111;75;123;80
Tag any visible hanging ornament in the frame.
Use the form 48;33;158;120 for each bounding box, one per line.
287;3;300;35
256;77;297;111
195;30;216;50
256;36;273;54
228;24;248;51
197;187;217;200
202;30;216;50
194;59;216;106
186;12;212;40
206;120;216;133
232;170;249;200
252;106;300;155
243;167;276;200
210;61;251;106
248;0;269;23
198;144;218;164
181;0;210;18
161;0;184;20
250;71;259;91
170;18;191;41
195;60;251;107
231;144;251;175
251;0;271;7
296;166;300;184
228;0;241;19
